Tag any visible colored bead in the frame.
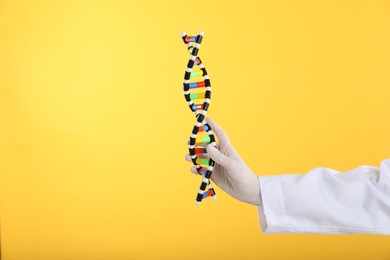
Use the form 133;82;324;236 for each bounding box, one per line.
198;81;206;87
198;125;205;132
185;36;197;42
196;158;210;165
190;70;203;78
195;147;207;154
189;83;197;89
189;81;206;89
196;136;211;143
197;167;207;175
190;92;206;100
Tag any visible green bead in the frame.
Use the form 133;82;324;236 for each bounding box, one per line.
201;159;209;165
202;136;211;143
190;93;198;100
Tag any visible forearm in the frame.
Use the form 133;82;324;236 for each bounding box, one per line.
257;159;390;235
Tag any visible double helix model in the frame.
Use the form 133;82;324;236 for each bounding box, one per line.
181;31;217;205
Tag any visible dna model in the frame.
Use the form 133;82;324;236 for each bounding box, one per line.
181;31;217;205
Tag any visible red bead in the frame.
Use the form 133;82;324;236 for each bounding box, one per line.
197;81;205;87
195;147;204;154
197;167;206;175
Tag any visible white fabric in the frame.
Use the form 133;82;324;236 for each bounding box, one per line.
257;159;390;235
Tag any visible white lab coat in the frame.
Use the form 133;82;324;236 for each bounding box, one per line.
257;158;390;235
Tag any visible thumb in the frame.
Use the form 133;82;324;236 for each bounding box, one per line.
206;144;233;168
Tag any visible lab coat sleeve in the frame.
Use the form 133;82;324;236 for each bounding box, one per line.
257;158;390;235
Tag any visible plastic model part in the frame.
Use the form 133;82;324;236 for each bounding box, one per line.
181;31;217;205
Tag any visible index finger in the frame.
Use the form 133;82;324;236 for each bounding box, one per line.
205;117;230;146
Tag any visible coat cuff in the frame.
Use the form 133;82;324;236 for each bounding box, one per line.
257;175;289;234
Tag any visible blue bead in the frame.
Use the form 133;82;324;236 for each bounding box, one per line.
203;125;209;131
192;104;197;111
202;193;208;198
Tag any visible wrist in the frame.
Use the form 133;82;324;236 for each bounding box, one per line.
240;174;262;206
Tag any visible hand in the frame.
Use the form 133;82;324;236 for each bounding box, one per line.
185;117;261;206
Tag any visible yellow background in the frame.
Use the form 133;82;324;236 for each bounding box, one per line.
1;0;390;259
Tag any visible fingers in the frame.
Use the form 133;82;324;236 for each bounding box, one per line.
205;117;230;146
205;117;240;160
185;153;207;162
185;117;236;174
184;155;208;175
187;141;213;147
190;166;198;174
184;154;199;174
206;144;233;168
